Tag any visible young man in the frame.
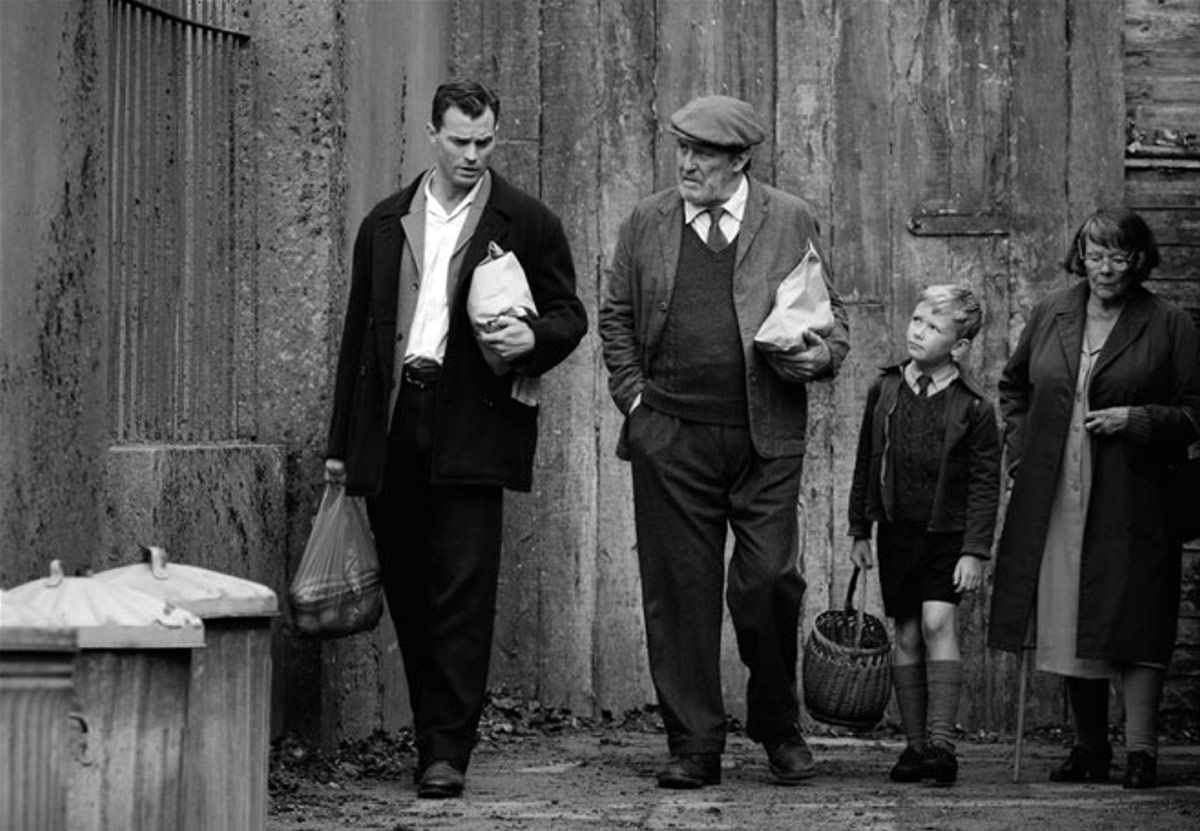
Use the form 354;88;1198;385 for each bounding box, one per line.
600;95;851;788
848;284;1000;784
325;80;586;798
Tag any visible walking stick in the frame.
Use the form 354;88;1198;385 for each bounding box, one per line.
1012;648;1030;783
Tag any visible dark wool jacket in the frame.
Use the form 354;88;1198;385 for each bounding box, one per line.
988;282;1200;662
326;171;587;495
847;362;1001;558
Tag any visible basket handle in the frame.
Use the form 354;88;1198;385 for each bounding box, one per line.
844;565;867;648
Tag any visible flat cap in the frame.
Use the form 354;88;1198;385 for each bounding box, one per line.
668;95;765;149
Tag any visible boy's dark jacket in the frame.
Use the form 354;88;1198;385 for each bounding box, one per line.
847;362;1001;557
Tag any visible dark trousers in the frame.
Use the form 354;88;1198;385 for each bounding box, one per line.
628;407;806;754
367;381;503;772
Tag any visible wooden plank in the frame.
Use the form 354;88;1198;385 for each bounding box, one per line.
885;0;1012;731
653;0;776;724
1068;0;1124;221
830;0;890;300
1136;208;1200;247
1125;0;1200;139
995;0;1073;731
776;0;841;729
653;0;777;191
532;0;601;715
1126;168;1200;209
450;0;541;196
450;0;544;695
594;0;658;719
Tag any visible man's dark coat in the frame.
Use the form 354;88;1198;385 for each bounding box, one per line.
327;171;587;494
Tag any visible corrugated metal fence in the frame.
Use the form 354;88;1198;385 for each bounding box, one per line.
107;0;249;442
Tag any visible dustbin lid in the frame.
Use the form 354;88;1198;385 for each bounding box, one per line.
0;589;77;652
95;547;278;619
6;560;204;650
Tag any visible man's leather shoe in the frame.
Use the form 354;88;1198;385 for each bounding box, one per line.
656;753;721;789
889;745;927;782
1048;745;1111;783
1123;751;1157;789
417;760;465;799
922;743;958;785
764;726;816;784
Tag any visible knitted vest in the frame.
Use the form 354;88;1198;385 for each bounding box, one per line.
643;222;746;425
891;381;948;522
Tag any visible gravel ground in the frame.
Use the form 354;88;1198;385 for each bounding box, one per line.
267;703;1200;831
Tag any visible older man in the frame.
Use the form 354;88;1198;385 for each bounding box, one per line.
600;95;850;788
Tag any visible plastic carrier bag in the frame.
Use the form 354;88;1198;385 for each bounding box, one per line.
289;483;384;638
753;241;835;353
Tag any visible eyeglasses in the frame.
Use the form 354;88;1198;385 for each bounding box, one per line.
1082;252;1133;270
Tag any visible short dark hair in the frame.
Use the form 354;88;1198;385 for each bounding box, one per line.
431;80;500;129
1063;207;1160;284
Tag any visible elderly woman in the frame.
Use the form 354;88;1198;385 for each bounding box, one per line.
988;207;1200;789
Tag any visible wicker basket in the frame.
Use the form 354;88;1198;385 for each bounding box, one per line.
802;566;892;729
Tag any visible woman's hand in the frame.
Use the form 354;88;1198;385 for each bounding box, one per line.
1084;406;1130;436
850;537;875;570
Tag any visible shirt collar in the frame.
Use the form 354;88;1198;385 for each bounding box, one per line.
683;174;749;224
425;169;486;221
904;360;959;394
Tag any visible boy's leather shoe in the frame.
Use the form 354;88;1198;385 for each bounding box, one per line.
922;743;958;785
657;753;721;789
764;725;816;784
417;760;465;799
1122;751;1157;790
889;745;927;782
1048;745;1111;783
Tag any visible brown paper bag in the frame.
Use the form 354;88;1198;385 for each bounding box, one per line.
468;241;538;374
753;242;834;353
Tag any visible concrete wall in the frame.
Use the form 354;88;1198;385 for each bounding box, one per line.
0;0;107;586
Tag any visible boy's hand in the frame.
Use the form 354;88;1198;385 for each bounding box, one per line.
953;554;983;593
850;538;875;570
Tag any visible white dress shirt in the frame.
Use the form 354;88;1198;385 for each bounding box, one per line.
683;175;748;245
904;360;959;395
405;172;485;364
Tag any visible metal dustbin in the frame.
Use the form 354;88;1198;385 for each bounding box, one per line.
7;560;205;831
0;589;77;831
96;546;278;831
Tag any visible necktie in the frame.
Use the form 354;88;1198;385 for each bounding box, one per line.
917;374;933;397
706;207;728;252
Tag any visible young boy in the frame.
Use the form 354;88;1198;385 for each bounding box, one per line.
847;284;1001;784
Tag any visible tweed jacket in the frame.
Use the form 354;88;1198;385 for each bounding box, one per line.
846;362;1001;557
599;178;850;460
326;171;587;495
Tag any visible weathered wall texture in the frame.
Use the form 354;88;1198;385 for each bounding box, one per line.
0;0;108;585
3;0;1196;748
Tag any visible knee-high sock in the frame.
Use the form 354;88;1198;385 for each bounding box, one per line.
1122;666;1164;756
927;660;962;750
892;662;927;750
1066;676;1110;752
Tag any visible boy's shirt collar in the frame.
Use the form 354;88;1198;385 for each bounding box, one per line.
904;360;958;395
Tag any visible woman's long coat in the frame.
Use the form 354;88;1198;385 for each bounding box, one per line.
987;282;1200;663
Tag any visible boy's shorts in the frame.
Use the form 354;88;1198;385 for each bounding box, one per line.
876;521;964;621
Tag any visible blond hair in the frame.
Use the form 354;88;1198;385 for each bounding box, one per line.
916;284;983;342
